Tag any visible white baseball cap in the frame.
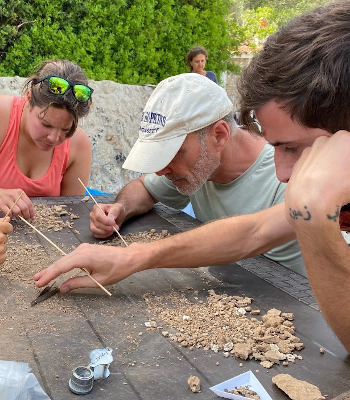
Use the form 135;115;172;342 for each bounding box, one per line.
122;73;233;173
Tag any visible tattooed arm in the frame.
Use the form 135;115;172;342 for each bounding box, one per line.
285;132;350;352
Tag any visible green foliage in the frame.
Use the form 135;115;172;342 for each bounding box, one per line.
0;0;233;83
229;0;331;56
239;6;278;52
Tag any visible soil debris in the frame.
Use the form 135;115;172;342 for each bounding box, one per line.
99;229;170;246
143;289;304;368
225;385;260;399
19;204;80;231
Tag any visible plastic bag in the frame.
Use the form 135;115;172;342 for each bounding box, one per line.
0;360;51;400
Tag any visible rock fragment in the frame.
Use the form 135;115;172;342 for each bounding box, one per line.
187;375;200;393
272;374;325;400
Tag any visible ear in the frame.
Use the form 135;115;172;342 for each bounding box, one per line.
208;120;230;152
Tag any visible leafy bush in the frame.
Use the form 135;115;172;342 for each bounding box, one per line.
230;0;331;55
0;0;234;83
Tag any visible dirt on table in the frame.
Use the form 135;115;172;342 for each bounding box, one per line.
30;204;80;231
1;204;173;340
225;385;260;399
187;375;201;393
99;228;170;246
143;289;304;368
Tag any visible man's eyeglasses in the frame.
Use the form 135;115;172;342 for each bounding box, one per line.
34;75;93;102
233;110;261;133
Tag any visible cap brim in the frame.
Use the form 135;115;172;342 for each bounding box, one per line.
122;134;187;173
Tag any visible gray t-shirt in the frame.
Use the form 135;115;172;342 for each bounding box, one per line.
144;144;305;276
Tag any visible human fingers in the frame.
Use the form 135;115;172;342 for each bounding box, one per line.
89;204;113;239
58;244;139;293
289;133;350;204
0;190;35;220
35;242;142;293
90;203;123;238
0;223;11;265
0;221;13;235
34;243;94;287
34;243;121;287
11;197;35;220
0;189;23;217
59;275;105;293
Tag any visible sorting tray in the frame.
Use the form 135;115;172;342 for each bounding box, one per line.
209;371;273;400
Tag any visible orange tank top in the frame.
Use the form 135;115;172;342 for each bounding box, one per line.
0;97;70;196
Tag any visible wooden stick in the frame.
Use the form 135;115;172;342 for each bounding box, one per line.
2;192;24;221
18;216;112;296
78;178;128;247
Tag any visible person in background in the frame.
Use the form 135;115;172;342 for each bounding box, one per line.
0;59;93;220
0;221;12;264
185;46;218;84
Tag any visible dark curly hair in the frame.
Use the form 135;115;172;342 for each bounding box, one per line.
185;46;208;72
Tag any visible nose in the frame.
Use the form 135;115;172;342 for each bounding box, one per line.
156;165;172;176
274;150;294;183
47;129;61;143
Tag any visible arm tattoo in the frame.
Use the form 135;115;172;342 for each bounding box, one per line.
289;206;311;221
327;206;340;222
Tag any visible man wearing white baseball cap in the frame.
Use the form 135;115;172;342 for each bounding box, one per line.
89;73;303;274
122;73;233;174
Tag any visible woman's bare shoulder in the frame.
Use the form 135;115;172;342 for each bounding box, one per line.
0;95;15;142
0;95;15;113
70;126;91;146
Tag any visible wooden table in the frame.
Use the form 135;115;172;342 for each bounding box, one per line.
1;195;349;400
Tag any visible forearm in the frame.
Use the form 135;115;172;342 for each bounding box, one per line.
35;205;295;293
290;209;350;352
114;177;157;220
140;205;295;270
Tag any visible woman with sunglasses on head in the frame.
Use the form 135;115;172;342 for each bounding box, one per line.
0;59;93;220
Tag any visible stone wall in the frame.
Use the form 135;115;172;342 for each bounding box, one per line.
0;76;155;193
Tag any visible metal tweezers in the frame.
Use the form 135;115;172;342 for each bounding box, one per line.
31;282;60;306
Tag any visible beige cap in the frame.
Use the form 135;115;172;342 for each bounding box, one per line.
122;73;233;173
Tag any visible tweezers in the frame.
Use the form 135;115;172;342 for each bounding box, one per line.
31;282;60;306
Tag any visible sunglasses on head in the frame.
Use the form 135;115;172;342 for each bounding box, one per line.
34;75;93;102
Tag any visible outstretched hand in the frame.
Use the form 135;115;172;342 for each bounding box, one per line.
33;242;145;293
